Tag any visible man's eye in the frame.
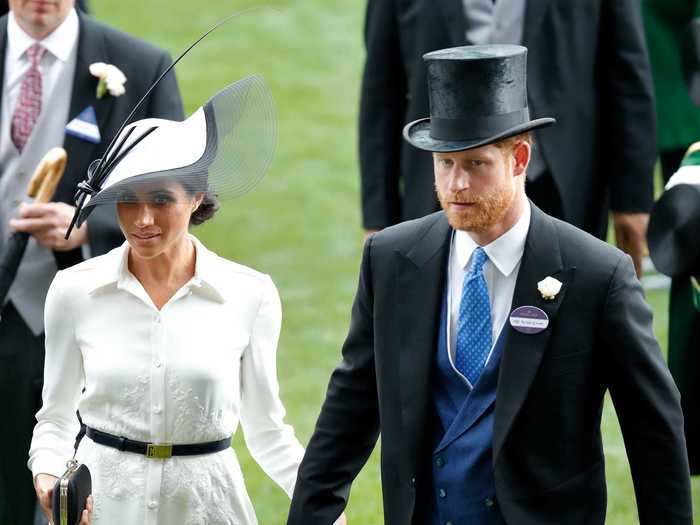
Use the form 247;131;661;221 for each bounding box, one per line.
471;160;484;167
440;159;453;168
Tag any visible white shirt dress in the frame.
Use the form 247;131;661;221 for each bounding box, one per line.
28;236;305;524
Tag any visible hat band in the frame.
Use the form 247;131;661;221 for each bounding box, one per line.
430;108;530;141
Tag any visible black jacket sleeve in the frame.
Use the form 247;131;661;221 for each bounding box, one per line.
287;237;381;524
358;0;407;229
600;0;657;213
603;255;692;523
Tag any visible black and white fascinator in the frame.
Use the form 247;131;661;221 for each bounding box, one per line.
66;13;276;238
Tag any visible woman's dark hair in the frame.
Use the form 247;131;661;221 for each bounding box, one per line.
190;191;219;225
177;176;220;225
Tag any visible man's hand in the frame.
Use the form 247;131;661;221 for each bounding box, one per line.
612;212;649;279
334;512;347;525
9;202;88;251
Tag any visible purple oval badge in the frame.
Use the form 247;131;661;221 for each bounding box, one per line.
509;306;549;334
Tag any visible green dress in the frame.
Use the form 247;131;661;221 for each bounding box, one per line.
642;0;700;151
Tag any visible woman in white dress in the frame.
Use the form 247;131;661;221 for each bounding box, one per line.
28;76;317;524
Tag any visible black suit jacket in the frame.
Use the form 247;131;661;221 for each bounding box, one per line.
359;0;657;236
288;205;692;525
0;12;184;268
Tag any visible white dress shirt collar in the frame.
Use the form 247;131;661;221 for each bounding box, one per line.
87;235;227;304
454;201;531;275
445;201;531;383
7;8;79;63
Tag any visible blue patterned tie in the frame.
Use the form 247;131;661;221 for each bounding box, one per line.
455;247;492;385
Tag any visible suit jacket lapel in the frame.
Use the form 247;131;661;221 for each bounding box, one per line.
493;204;568;462
59;13;115;199
436;0;467;46
397;213;451;465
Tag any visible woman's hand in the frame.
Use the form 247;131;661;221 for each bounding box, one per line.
79;496;94;524
34;473;58;523
34;474;93;524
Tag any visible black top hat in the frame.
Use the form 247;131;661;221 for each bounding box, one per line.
647;182;700;278
403;45;555;152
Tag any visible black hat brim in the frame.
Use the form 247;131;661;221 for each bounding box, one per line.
647;183;700;277
403;117;556;153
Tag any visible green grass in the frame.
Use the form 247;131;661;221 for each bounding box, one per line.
93;1;699;522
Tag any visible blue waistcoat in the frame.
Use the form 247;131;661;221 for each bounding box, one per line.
428;287;507;525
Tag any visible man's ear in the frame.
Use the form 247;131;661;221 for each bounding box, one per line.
512;141;531;178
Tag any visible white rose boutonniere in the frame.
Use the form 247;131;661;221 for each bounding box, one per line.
537;276;562;301
89;62;127;99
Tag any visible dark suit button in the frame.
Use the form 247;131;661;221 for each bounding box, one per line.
485;497;494;507
439;488;447;499
435;457;444;468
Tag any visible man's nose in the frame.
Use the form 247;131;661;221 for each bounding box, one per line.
447;166;469;193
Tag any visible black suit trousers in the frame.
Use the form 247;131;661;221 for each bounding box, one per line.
0;303;45;525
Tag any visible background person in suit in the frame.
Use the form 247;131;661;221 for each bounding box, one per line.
0;0;183;522
359;0;656;277
289;46;691;525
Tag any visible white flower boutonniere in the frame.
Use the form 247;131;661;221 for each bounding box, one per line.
89;62;127;99
537;276;562;301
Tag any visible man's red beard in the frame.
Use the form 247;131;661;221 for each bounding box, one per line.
436;178;516;232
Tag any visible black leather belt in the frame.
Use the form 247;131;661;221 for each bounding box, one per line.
86;426;231;459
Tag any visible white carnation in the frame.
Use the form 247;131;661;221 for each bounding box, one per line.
89;62;108;78
90;62;127;97
105;78;126;96
537;276;562;300
104;65;127;85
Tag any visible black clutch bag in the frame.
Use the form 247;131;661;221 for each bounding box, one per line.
51;460;92;525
